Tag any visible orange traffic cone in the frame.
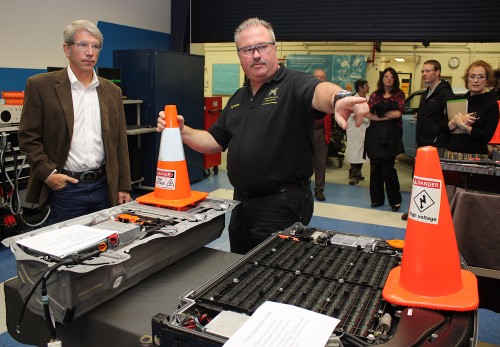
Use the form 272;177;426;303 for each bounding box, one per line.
136;105;208;209
382;146;478;311
488;100;500;144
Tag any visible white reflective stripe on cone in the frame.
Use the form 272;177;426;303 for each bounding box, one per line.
158;128;185;161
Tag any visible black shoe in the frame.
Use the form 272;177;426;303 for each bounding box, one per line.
314;191;326;201
371;202;383;208
401;212;408;221
348;177;358;185
391;204;401;212
359;176;365;181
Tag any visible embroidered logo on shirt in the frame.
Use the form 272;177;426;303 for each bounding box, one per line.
263;88;279;105
230;103;240;109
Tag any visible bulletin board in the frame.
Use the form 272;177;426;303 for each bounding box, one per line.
286;54;367;90
212;64;240;95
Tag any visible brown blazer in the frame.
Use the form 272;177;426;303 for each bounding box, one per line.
18;68;131;208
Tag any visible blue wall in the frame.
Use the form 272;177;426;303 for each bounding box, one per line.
97;21;171;67
0;68;45;92
0;21;171;93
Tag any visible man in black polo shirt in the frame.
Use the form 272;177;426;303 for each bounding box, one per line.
158;17;369;254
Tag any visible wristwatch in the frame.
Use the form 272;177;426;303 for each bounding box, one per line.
333;90;352;108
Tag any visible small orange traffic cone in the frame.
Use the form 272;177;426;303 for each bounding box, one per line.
382;146;478;311
136;105;208;209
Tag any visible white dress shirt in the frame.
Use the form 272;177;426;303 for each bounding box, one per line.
65;66;105;172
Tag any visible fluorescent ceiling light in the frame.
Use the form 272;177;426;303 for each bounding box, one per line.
395;57;405;62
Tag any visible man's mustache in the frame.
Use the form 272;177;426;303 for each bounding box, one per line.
251;59;265;67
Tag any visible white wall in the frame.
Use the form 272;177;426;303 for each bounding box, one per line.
1;0;171;69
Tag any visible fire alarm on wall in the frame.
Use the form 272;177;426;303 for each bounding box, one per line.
448;57;460;68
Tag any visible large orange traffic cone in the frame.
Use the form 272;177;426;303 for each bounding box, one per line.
382;146;478;311
136;105;208;209
488;100;500;144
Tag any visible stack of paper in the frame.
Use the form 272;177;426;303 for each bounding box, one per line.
16;225;113;258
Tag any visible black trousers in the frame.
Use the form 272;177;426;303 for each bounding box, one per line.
229;185;314;255
349;163;364;180
313;128;328;193
369;157;402;207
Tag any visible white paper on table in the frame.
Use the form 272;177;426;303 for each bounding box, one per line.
223;301;340;347
16;224;114;258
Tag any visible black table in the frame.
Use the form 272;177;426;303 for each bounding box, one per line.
448;186;500;313
4;247;242;347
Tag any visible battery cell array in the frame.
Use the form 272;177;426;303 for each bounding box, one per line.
194;236;400;338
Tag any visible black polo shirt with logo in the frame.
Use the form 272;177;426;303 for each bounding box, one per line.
208;65;324;194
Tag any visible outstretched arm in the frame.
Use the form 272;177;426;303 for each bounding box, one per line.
312;82;370;130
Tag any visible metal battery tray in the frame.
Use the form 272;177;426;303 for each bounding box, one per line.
2;198;237;324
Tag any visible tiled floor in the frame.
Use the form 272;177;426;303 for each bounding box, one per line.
1;153;498;346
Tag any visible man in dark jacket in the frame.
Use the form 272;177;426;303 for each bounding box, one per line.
402;60;455;221
416;60;456;156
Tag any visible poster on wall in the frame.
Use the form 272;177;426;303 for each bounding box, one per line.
287;55;366;91
213;64;240;95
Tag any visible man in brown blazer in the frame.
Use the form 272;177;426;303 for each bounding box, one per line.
18;20;131;225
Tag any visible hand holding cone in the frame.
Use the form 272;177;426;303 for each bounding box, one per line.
136;105;208;209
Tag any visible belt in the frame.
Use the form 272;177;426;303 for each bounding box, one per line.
238;179;310;199
62;166;106;183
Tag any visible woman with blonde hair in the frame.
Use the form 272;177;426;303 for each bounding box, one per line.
446;60;499;160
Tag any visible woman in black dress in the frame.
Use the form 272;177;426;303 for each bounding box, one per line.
365;67;405;211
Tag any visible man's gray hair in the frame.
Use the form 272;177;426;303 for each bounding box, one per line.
234;18;276;45
63;19;103;45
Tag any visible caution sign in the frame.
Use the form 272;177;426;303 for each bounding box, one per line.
408;175;442;224
155;169;176;191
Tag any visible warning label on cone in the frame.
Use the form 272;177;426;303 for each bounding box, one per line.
156;169;176;190
408;176;441;224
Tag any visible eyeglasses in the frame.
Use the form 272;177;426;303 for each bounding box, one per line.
363;84;369;88
421;69;435;74
468;74;485;81
237;42;275;56
69;41;102;53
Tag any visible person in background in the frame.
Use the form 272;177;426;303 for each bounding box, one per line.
489;68;500;100
445;60;499;160
345;79;370;185
401;60;456;220
364;67;405;212
157;17;369;254
416;60;456;156
345;82;353;93
18;20;132;226
311;69;333;201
